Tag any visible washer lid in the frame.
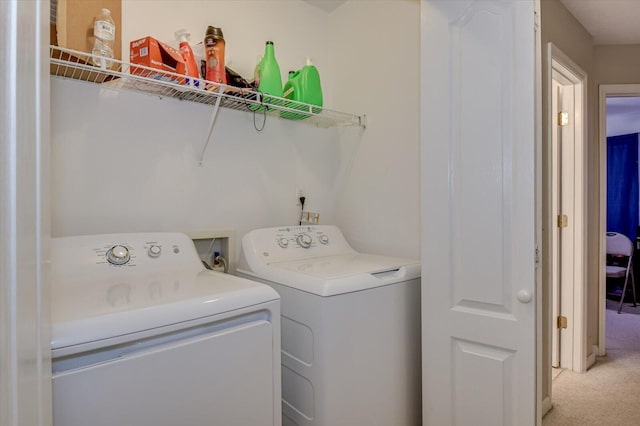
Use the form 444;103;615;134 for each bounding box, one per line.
242;253;421;296
51;269;279;351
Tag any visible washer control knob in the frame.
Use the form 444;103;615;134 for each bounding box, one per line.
277;238;289;248
148;245;161;258
297;233;313;248
319;234;329;245
106;245;130;265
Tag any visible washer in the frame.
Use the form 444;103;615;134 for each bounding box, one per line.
51;232;281;426
238;225;421;426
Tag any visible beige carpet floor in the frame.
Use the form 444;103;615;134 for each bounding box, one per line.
543;300;640;425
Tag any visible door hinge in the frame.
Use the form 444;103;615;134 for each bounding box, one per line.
557;316;568;329
558;112;569;126
557;214;568;228
534;10;540;32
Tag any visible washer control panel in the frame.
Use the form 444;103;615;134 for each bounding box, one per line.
243;225;356;266
272;226;331;250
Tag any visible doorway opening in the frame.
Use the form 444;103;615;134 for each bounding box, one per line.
598;84;640;355
547;44;588;377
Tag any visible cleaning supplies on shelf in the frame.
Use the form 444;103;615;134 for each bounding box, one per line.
204;26;226;85
281;57;323;120
130;36;186;84
91;8;116;69
252;41;283;109
175;29;200;88
226;67;252;89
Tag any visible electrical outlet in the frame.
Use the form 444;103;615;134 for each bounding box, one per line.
300;211;320;224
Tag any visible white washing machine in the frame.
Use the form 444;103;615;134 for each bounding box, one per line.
238;225;421;426
51;232;281;426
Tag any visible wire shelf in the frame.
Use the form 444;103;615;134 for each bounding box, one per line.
49;45;366;128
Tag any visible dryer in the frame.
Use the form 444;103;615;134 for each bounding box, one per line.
51;232;281;426
238;225;421;426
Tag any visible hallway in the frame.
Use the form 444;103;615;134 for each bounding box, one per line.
543;301;640;425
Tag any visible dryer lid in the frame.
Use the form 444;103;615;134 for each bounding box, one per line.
51;269;279;351
51;233;279;351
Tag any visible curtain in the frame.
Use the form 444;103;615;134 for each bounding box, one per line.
607;133;639;241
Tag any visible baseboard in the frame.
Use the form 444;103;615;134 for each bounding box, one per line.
587;346;597;369
542;396;552;417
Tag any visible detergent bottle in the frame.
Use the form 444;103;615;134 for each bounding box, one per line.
281;57;323;120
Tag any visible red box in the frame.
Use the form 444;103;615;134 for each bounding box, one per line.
130;36;186;84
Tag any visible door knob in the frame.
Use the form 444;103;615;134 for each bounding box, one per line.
517;289;532;303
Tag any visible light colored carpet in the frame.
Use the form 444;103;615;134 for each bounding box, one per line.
543;302;640;425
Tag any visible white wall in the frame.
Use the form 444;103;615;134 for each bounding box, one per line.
329;0;421;258
51;79;343;241
606;97;640;137
607;111;640;137
51;0;421;262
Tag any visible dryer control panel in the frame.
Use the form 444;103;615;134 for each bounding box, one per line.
52;232;203;274
242;225;357;267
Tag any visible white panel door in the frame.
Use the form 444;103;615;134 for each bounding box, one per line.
421;1;537;425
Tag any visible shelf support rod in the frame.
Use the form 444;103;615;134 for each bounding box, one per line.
198;85;225;166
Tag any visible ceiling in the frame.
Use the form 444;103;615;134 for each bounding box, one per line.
558;0;640;136
301;0;346;13
301;1;640;44
560;0;640;45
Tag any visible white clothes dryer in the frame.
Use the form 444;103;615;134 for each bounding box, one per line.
238;225;421;426
51;232;281;426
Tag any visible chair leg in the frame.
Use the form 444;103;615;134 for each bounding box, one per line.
618;273;630;314
631;266;637;307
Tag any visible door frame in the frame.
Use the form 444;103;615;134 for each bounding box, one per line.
598;84;640;356
0;1;51;425
546;43;588;373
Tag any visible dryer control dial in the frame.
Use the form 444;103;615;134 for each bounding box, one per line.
277;237;289;248
106;245;130;265
148;245;161;258
297;233;313;248
318;234;329;245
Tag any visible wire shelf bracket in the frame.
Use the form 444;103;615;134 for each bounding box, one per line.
198;85;225;166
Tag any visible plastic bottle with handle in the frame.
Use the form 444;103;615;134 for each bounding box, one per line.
252;41;283;109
